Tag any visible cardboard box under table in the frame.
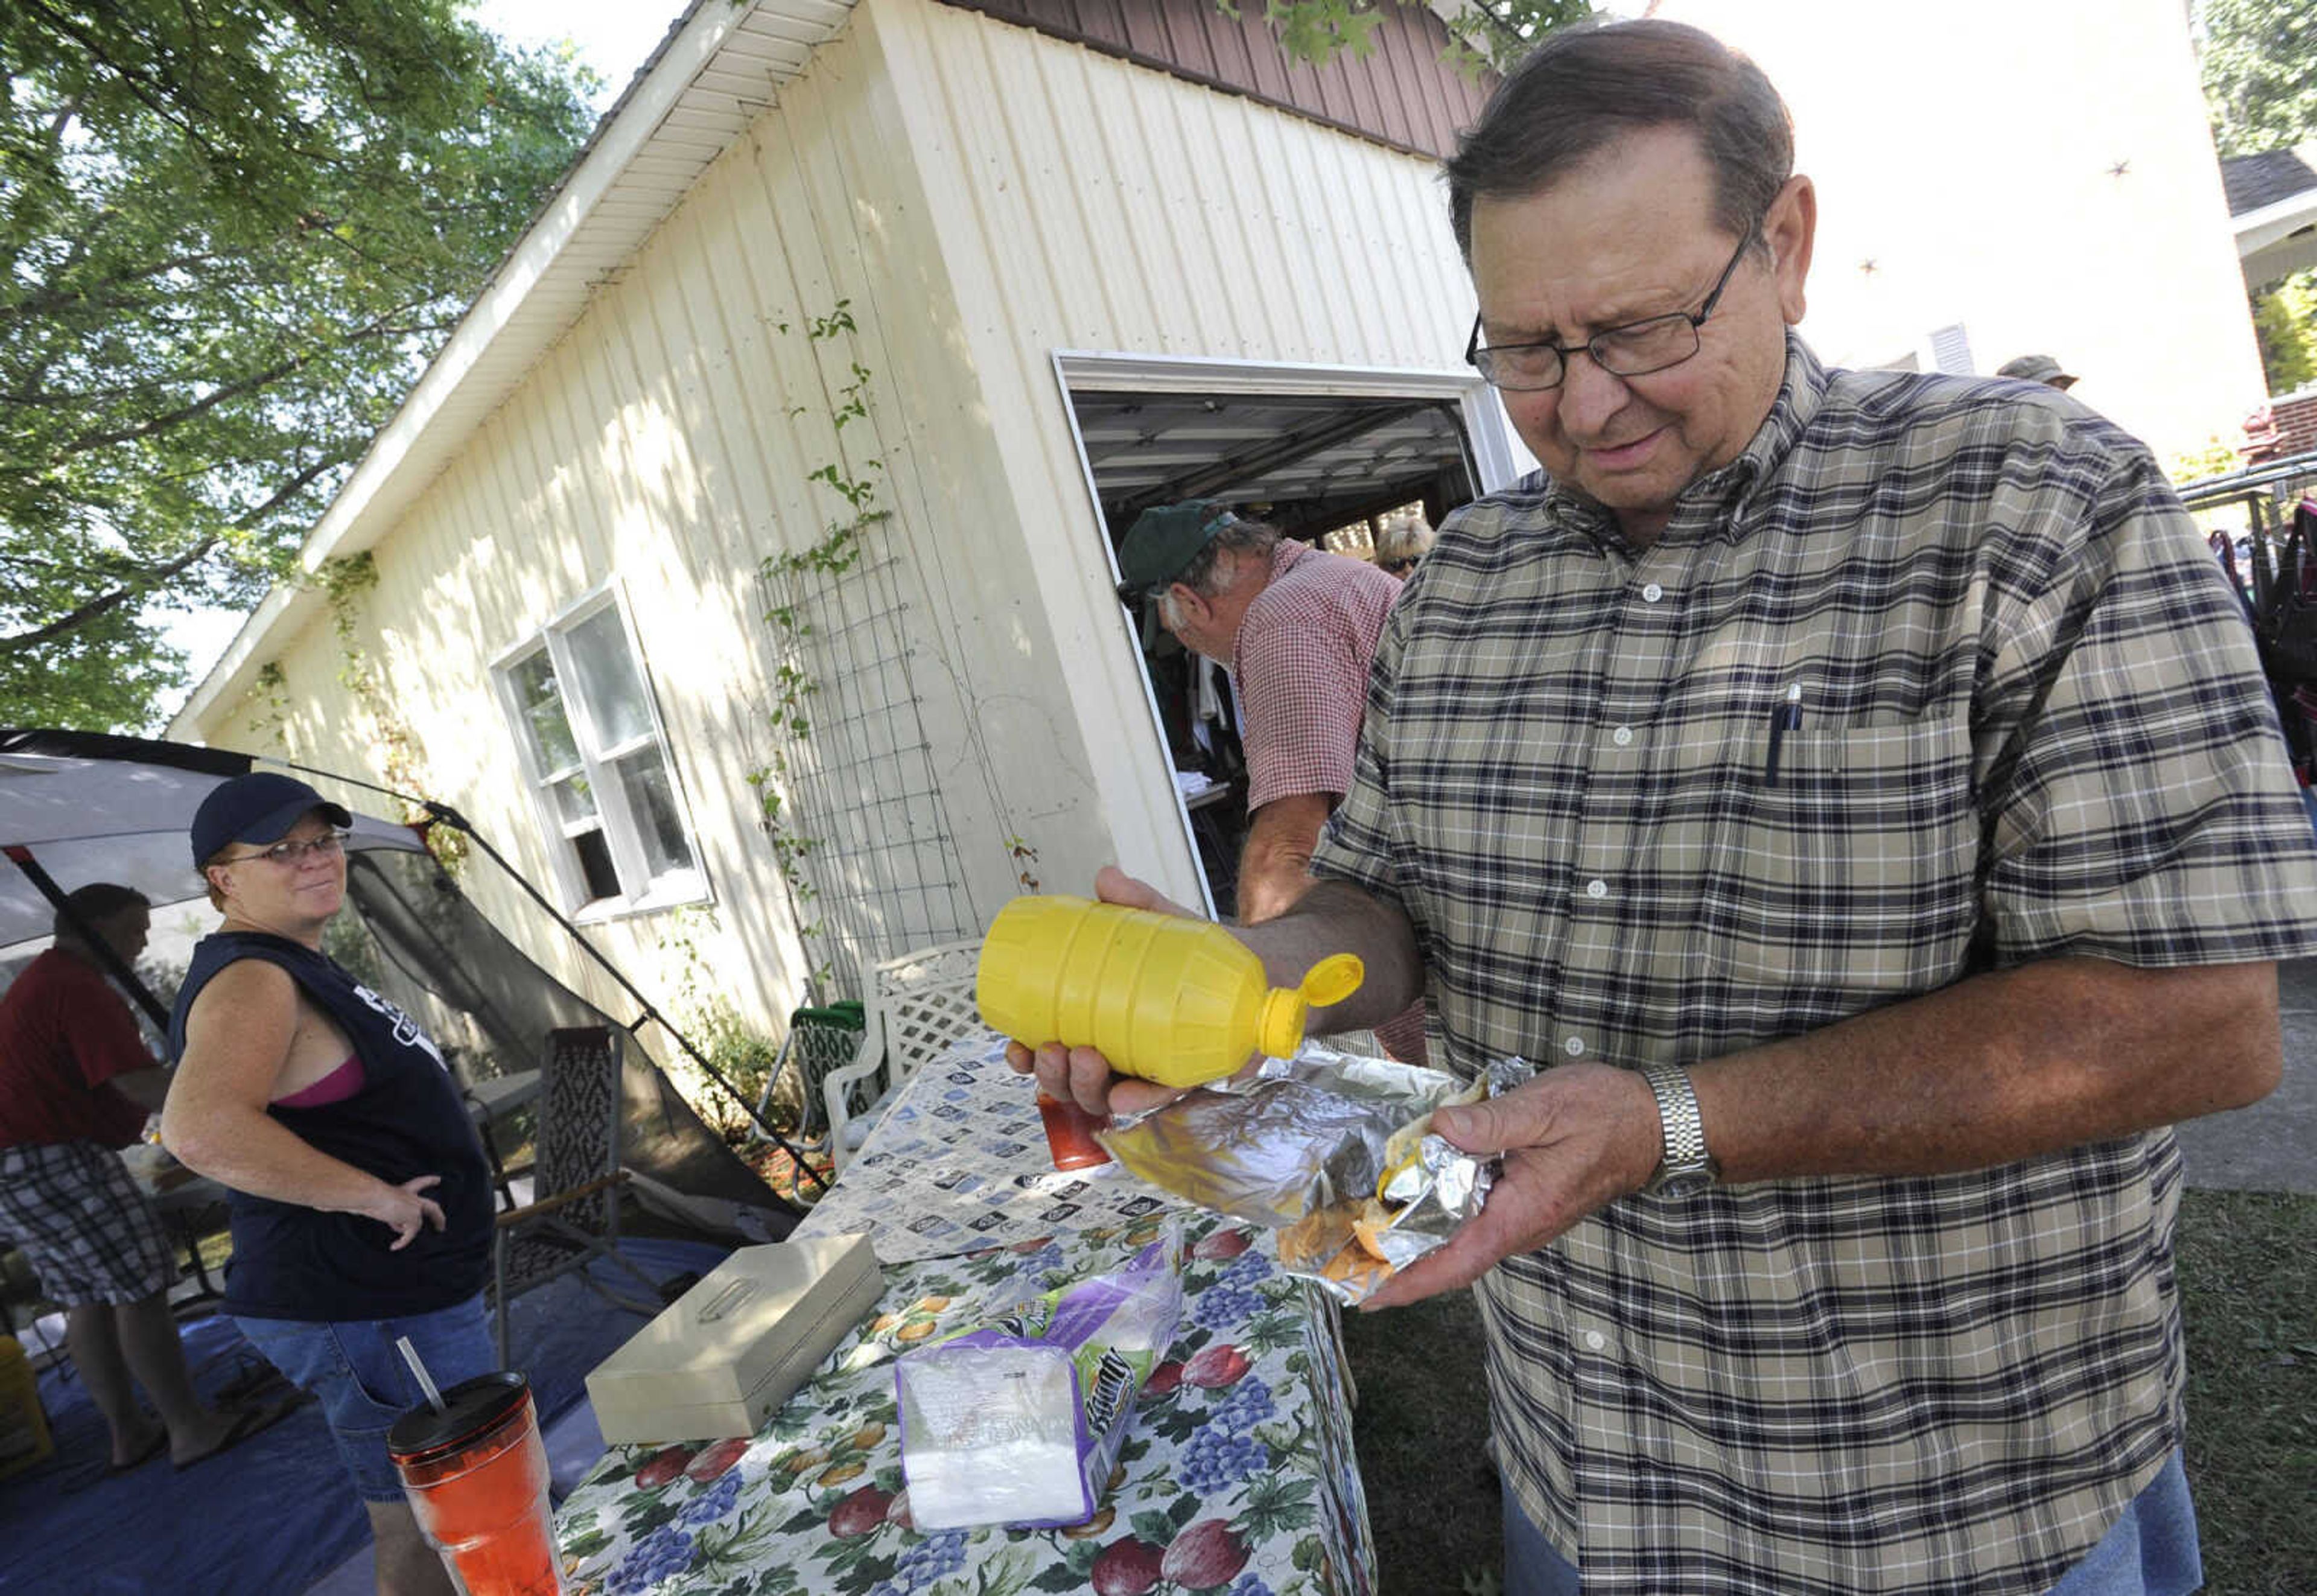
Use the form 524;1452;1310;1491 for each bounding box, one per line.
586;1233;882;1444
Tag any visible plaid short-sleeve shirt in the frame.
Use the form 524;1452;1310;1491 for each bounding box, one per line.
1235;539;1403;813
1311;337;2317;1594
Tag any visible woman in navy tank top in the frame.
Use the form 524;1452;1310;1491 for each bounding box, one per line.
162;774;495;1596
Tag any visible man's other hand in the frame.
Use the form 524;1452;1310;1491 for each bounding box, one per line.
1359;1063;1662;1309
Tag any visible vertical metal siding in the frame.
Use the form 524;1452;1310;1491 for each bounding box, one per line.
888;0;1475;367
851;0;1484;904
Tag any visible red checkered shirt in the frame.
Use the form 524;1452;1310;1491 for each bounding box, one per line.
1234;541;1402;813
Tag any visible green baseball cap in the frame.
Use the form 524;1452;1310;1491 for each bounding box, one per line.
1114;501;1241;594
1113;500;1242;650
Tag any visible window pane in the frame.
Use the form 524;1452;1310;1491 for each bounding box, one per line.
565;607;655;748
509;651;580;774
548;771;598;827
611;749;694;879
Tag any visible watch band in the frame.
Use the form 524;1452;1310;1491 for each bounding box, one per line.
1641;1063;1715;1192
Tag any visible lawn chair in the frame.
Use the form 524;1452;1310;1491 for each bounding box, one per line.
748;1001;865;1149
821;940;982;1174
486;1026;666;1367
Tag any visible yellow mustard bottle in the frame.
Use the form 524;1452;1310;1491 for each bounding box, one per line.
977;895;1364;1089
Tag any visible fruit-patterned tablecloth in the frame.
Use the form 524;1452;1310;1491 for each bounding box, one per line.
551;1212;1377;1596
787;1026;1181;1264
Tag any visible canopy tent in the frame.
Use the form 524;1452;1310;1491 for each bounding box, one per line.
0;726;813;1225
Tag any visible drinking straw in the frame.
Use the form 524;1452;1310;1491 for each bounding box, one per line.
397;1335;446;1414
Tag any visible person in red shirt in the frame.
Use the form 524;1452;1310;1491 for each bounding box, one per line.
0;883;284;1470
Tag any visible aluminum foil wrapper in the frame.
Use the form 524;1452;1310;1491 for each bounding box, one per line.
1096;1045;1534;1303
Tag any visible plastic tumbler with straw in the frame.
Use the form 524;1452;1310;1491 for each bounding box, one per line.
387;1338;565;1596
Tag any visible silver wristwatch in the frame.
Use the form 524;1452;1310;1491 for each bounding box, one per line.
1641;1063;1719;1197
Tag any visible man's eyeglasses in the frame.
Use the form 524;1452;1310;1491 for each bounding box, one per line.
1380;558;1416;575
1464;228;1758;393
225;830;351;867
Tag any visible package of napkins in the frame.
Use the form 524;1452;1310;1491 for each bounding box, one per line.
895;1230;1181;1530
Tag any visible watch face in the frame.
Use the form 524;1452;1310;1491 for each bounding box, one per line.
1653;1167;1715;1199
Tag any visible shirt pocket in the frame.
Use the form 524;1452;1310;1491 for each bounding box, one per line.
1697;713;1981;999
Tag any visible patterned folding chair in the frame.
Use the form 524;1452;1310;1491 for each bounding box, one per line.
487;1026;666;1367
821;941;983;1174
749;1002;866;1150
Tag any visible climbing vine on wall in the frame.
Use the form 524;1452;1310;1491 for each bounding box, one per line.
317;551;468;871
746;300;891;989
244;660;293;750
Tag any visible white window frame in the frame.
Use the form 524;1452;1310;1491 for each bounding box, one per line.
490;584;708;921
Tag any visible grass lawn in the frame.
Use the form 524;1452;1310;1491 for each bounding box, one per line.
1344;1187;2317;1595
2177;1188;2317;1596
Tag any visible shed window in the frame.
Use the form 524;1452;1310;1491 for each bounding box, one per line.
496;593;703;915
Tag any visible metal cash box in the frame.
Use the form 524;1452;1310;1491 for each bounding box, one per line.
585;1232;882;1444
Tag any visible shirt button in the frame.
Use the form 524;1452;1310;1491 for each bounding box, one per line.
1612;725;1634;746
1563;1035;1585;1058
1586;878;1608;899
1581;1329;1608;1353
1641;582;1665;603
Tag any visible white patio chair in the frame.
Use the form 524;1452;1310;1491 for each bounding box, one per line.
822;939;984;1173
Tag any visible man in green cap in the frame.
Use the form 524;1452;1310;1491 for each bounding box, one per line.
1115;500;1425;1060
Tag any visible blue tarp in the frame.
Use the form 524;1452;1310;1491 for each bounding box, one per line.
0;1236;731;1596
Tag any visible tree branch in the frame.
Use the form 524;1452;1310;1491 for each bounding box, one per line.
0;452;337;653
40;311;426;459
14;0;233;169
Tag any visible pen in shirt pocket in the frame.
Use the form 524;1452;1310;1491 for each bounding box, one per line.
1764;682;1802;787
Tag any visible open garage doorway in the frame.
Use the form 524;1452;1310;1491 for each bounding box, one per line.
1053;354;1519;917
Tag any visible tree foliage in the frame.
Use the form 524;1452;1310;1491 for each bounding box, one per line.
2200;0;2317;158
0;1;597;730
2253;272;2317;393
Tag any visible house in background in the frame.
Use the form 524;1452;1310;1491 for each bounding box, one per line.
2223;141;2317;293
2222;142;2317;463
1659;0;2269;462
168;0;1522;1054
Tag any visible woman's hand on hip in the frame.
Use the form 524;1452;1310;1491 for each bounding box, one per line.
357;1174;447;1250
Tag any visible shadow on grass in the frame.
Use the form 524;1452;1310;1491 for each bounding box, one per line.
1343;1286;1501;1595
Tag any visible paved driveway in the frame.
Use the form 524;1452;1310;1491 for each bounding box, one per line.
2170;957;2317;1194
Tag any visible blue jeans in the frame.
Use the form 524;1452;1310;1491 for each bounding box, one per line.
1503;1451;2202;1596
237;1294;495;1502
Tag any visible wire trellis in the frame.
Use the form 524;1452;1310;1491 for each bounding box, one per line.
755;545;978;1004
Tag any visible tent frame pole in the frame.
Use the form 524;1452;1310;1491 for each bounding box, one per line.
420;807;831;1198
276;760;830;1200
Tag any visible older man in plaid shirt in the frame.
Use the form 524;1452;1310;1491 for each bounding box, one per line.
1026;19;2317;1596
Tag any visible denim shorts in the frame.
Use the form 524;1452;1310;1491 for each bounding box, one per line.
235;1295;495;1502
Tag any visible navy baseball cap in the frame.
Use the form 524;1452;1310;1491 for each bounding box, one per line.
191;772;352;865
